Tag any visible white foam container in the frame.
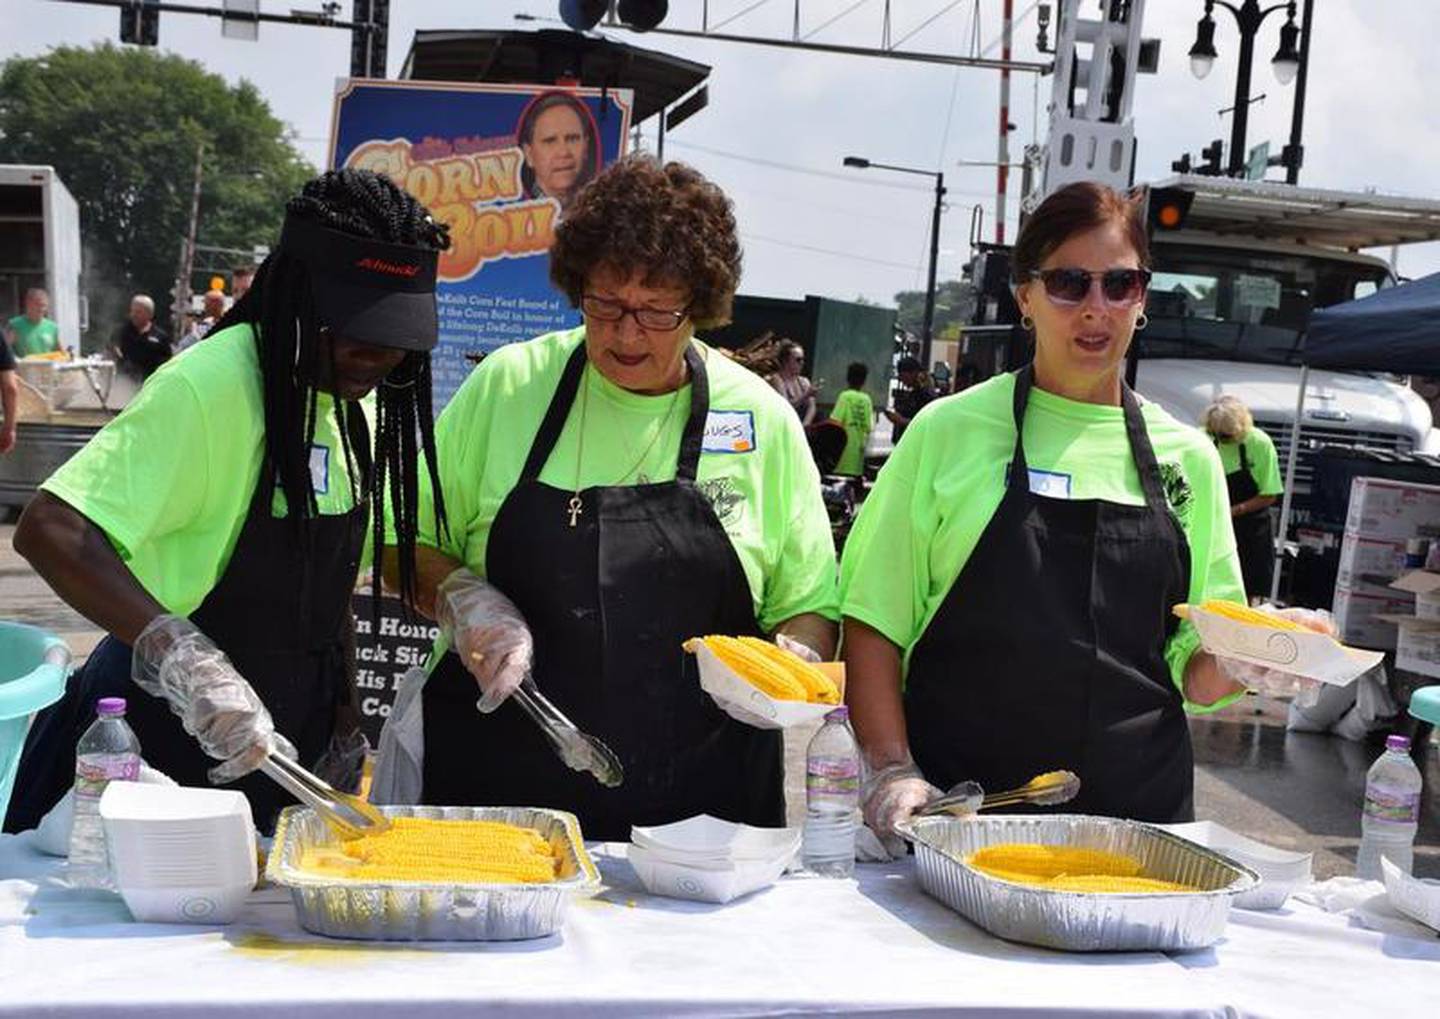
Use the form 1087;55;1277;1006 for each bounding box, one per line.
626;843;794;904
631;814;800;864
1158;820;1313;910
1382;856;1440;932
99;781;256;925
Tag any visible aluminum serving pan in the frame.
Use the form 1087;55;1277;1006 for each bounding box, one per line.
266;804;600;941
904;814;1259;953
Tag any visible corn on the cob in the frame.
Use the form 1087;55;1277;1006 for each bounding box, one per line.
966;843;1200;894
1173;601;1312;632
734;636;841;704
299;817;559;884
686;635;809;701
968;844;1143;880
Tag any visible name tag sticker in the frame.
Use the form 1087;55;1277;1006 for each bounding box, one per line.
309;444;330;495
1028;467;1071;499
703;410;757;454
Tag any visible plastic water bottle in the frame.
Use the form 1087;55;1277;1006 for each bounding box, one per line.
1355;735;1422;881
67;697;141;889
803;706;860;878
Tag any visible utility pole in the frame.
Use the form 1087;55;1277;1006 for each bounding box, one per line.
1283;0;1312;184
996;0;1013;244
173;142;204;339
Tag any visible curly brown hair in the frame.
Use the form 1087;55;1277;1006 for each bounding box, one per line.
550;155;742;329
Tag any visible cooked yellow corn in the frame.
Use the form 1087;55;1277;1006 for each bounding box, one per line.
967;843;1200;894
1173;601;1311;632
299;817;559;884
687;635;808;701
969;844;1143;880
735;636;841;704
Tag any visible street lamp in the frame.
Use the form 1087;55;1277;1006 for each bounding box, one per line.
843;156;946;373
1186;0;1303;177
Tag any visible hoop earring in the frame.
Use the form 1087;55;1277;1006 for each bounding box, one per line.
1020;315;1034;331
1135;313;1149;331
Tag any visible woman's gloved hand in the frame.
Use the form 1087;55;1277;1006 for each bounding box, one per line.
130;615;296;783
435;568;533;713
860;758;942;860
1216;605;1336;697
774;632;822;663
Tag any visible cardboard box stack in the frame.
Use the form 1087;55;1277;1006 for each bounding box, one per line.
1332;477;1440;649
1382;572;1440;679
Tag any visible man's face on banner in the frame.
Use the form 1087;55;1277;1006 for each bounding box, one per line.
524;104;586;200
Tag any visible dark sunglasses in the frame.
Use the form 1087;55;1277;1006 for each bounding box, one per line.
1029;268;1152;307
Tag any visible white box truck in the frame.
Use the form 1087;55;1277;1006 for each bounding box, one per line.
0;164;83;354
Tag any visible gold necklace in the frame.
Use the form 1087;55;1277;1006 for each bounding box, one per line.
569;363;686;526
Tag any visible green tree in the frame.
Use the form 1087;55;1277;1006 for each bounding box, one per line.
892;279;971;337
0;43;314;348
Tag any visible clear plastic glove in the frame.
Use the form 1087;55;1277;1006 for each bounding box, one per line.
435;568;532;713
131;614;296;784
775;632;821;664
1216;605;1337;697
861;759;941;860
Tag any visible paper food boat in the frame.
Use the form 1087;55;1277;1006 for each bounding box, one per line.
1158;820;1313;910
626;815;800;904
688;639;845;730
1381;856;1440;932
1178;603;1382;686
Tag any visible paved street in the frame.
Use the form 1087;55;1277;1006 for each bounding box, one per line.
4;521;1436;878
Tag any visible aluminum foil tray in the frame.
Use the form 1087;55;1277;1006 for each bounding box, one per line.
905;814;1259;953
266;805;600;941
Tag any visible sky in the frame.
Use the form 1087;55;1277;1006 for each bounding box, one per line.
4;0;1438;306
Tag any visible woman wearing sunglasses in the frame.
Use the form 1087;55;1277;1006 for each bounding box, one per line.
377;156;838;838
840;182;1251;853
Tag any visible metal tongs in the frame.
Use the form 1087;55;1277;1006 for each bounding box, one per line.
917;769;1082;818
482;676;624;789
259;751;391;840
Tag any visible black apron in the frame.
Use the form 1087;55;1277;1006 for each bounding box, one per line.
421;343;784;841
1225;439;1274;600
903;366;1196;824
5;413;370;836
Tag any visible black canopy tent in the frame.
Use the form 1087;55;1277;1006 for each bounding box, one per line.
1272;272;1440;599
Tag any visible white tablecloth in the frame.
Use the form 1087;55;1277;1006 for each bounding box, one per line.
2;832;1435;1018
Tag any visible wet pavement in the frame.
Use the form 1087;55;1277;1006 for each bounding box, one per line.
4;521;1436;879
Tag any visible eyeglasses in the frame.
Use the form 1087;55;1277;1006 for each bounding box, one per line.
582;294;689;332
1029;268;1152;307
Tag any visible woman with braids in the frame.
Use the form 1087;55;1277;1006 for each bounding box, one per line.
4;169;447;835
375;157;838;839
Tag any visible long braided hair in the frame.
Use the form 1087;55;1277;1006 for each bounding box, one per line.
213;169;448;612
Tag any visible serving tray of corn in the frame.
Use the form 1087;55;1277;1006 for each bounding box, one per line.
266;805;600;941
903;814;1258;952
1173;600;1382;686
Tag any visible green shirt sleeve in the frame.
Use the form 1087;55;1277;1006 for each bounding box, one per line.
1247;427;1284;496
42;367;211;563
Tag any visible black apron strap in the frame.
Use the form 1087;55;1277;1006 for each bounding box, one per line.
1008;365;1034;485
676;344;709;482
1238;437;1252;476
1120;384;1169;514
520;342;589;483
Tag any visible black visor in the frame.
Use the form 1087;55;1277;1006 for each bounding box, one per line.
279;213;440;352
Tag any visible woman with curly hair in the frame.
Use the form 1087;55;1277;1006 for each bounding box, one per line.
381;156;838;837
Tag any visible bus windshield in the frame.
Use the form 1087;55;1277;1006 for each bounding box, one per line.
1134;243;1393;365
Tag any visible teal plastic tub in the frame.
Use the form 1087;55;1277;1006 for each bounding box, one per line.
1412;685;1440;727
0;622;71;826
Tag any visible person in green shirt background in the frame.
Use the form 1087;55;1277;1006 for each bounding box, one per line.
830;361;875;477
5;288;61;357
840;181;1320;857
1202;395;1283;602
374;156;839;838
4;169;449;836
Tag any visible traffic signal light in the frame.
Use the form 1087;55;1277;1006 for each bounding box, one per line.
1171;153;1192;174
120;0;159;46
1147;187;1195;232
559;0;669;32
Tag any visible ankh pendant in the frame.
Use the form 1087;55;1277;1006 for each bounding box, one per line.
567;495;583;527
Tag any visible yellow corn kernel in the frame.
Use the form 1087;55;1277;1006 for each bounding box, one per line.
735;636;841;704
1173;601;1312;632
1047;874;1198;893
968;844;1143;880
691;635;809;701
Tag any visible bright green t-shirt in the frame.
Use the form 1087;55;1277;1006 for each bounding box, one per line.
43;324;371;616
412;326;839;634
1216;426;1283;497
839;371;1246;712
830;388;874;477
8;315;60;356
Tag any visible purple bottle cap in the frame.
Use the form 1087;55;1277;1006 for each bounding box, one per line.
824;705;849;722
1386;734;1411;752
96;697;127;716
